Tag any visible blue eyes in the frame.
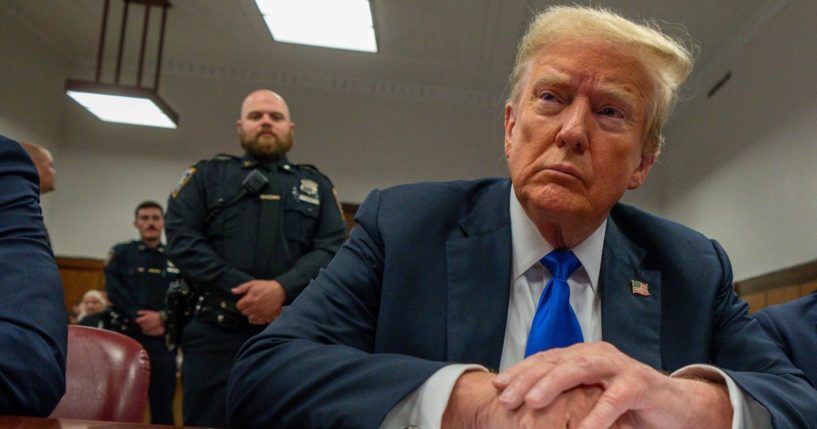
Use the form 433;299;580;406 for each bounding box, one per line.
537;92;624;119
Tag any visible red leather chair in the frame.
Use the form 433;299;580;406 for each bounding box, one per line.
50;325;150;423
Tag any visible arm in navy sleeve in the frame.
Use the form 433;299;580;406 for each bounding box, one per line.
228;189;445;428
0;135;67;416
103;246;140;320
276;175;347;302
165;163;253;289
707;241;817;428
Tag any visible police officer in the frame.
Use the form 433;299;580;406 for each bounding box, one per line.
165;89;347;428
105;200;178;425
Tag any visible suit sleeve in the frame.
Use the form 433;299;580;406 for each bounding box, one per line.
752;309;789;358
276;175;347;302
0;136;67;416
165;163;253;289
103;246;139;320
227;189;447;429
707;241;817;428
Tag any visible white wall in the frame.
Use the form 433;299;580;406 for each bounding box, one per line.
48;69;512;257
0;10;69;217
658;0;817;280
5;1;814;283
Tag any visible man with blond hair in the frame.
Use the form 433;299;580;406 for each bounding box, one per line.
228;7;816;428
166;89;347;427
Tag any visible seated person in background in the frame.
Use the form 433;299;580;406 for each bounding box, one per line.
754;291;817;387
227;6;817;429
76;289;110;327
0;134;67;415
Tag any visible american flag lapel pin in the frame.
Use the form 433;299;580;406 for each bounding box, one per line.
631;280;650;297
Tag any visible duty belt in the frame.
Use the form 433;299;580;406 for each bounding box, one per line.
193;292;248;330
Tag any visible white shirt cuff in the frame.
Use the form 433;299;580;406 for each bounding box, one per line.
672;364;772;429
379;364;487;429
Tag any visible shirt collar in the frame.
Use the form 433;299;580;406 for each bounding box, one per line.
241;152;293;172
138;241;166;253
509;187;606;292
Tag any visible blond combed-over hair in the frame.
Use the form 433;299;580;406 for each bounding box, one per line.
507;5;694;155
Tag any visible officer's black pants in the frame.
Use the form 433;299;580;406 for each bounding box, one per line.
181;316;264;428
133;333;177;425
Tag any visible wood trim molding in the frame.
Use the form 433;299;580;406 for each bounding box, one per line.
735;259;817;295
56;256;105;270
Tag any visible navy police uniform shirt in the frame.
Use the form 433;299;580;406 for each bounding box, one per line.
105;240;178;321
165;152;347;303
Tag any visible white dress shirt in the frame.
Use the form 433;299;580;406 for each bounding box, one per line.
381;189;770;428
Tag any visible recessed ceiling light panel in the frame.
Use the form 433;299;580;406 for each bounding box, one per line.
255;0;377;53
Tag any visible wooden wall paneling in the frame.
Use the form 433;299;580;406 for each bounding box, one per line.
735;259;817;311
340;202;359;233
801;280;817;296
56;257;105;313
741;292;767;314
765;284;801;307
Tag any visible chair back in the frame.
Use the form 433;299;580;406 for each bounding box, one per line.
50;325;150;422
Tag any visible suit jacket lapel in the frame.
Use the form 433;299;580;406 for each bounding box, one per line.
600;213;663;369
446;180;512;370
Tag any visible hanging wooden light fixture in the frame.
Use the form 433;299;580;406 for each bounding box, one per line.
66;0;178;128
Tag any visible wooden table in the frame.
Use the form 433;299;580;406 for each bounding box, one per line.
0;416;211;429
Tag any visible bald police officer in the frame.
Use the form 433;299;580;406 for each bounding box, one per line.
165;89;347;427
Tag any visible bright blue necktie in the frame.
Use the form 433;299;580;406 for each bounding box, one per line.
524;249;583;357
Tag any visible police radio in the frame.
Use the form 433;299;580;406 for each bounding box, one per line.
205;169;269;223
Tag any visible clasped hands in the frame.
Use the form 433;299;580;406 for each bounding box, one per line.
232;279;286;325
443;342;732;429
136;310;165;336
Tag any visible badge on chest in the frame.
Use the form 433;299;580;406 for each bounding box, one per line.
297;179;320;205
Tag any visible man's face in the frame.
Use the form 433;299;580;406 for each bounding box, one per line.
37;148;56;193
82;295;104;315
134;207;164;243
236;91;295;159
504;38;655;230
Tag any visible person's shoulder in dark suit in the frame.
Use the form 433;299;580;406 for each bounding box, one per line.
0;134;68;415
754;292;817;387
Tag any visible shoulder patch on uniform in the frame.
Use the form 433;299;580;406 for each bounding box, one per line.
171;167;197;198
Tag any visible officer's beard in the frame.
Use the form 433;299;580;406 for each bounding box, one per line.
240;129;293;160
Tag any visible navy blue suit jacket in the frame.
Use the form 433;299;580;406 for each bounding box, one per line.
754;292;817;388
228;178;817;428
0;135;67;415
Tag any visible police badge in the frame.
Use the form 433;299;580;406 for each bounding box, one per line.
298;179;320;205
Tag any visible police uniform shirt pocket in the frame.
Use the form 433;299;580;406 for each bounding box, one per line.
284;194;319;244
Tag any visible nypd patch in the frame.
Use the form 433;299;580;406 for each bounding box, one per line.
171;167;197;198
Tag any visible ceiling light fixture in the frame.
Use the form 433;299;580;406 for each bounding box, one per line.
66;0;178;129
254;0;378;53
